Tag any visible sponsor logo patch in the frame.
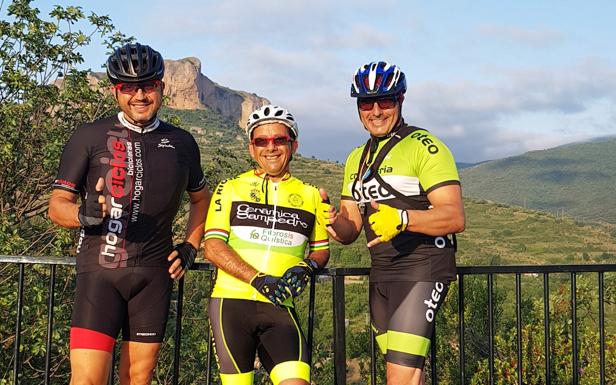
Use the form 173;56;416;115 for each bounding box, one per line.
288;193;303;207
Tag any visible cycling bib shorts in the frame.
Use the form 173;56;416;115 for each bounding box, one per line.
70;267;172;351
209;298;310;385
370;281;449;368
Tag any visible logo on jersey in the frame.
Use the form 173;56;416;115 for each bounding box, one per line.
349;175;421;203
424;282;445;322
350;178;394;202
239;227;304;247
158;138;175;149
349;166;393;181
288;193;303;207
410;132;440;154
235;203;309;229
98;128;132;268
250;189;261;202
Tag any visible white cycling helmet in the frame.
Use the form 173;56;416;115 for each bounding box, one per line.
245;104;298;139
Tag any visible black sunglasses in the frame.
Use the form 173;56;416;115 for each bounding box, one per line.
357;96;398;111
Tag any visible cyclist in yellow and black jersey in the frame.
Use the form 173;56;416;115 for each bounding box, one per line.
321;61;465;385
204;105;330;385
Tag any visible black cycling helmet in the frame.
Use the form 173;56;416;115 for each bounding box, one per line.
106;43;165;84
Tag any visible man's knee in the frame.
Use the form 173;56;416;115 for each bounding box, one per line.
70;348;112;385
119;369;154;385
279;379;309;385
386;362;424;385
118;342;161;385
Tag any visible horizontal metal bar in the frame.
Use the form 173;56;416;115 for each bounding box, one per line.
4;255;616;276
456;264;616;274
1;255;77;265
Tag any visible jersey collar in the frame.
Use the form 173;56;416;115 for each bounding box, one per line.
118;112;160;133
253;168;292;182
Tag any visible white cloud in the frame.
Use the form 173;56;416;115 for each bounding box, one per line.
403;59;616;162
477;24;564;48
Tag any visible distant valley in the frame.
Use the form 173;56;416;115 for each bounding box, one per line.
460;137;616;224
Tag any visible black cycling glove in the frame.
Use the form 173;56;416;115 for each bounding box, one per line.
250;273;292;306
173;242;197;270
78;192;105;227
281;258;319;297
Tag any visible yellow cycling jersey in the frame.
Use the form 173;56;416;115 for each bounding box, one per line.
204;170;329;304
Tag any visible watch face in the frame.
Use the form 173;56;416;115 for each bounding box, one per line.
358;202;367;216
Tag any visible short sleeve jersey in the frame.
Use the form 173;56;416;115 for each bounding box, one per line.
52;114;206;273
341;124;460;282
204;170;329;305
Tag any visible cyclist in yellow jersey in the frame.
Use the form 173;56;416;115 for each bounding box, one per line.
321;61;465;385
203;105;330;385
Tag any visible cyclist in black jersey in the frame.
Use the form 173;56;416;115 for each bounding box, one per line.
321;61;465;385
48;43;210;385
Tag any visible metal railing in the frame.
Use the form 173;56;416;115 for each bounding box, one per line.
2;255;615;384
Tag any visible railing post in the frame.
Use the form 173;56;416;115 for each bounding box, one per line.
515;273;522;385
108;348;116;385
488;273;494;385
206;270;214;385
13;263;25;385
370;326;377;385
44;265;56;385
543;273;551;385
173;276;185;385
308;274;317;364
430;324;437;385
571;272;578;385
308;273;317;367
599;272;605;385
458;274;465;385
332;271;346;385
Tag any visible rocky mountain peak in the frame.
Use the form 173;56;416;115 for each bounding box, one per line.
161;57;269;128
87;57;269;129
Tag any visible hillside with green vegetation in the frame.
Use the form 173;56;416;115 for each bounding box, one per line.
460;137;616;224
169;107;616;267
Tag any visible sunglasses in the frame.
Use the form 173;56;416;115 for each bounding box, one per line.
357;96;398;111
114;80;161;94
251;136;294;147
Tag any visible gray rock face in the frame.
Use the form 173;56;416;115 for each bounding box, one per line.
161;57;269;128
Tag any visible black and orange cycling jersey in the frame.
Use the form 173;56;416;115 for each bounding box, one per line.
53;113;206;273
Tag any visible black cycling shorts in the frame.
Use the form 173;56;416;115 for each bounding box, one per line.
208;298;310;385
370;281;450;368
70;267;172;351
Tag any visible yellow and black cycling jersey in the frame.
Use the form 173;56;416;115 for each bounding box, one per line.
341;123;460;282
204;170;329;304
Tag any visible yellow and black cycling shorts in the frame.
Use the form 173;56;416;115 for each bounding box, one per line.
209;298;310;385
370;280;450;368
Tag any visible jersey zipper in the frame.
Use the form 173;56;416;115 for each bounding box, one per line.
253;180;279;300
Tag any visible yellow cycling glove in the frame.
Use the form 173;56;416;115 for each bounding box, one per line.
316;199;332;227
368;203;409;243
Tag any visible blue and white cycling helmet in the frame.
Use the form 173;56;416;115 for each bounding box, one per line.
246;104;299;139
350;61;406;98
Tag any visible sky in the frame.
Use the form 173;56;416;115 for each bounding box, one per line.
26;1;616;163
